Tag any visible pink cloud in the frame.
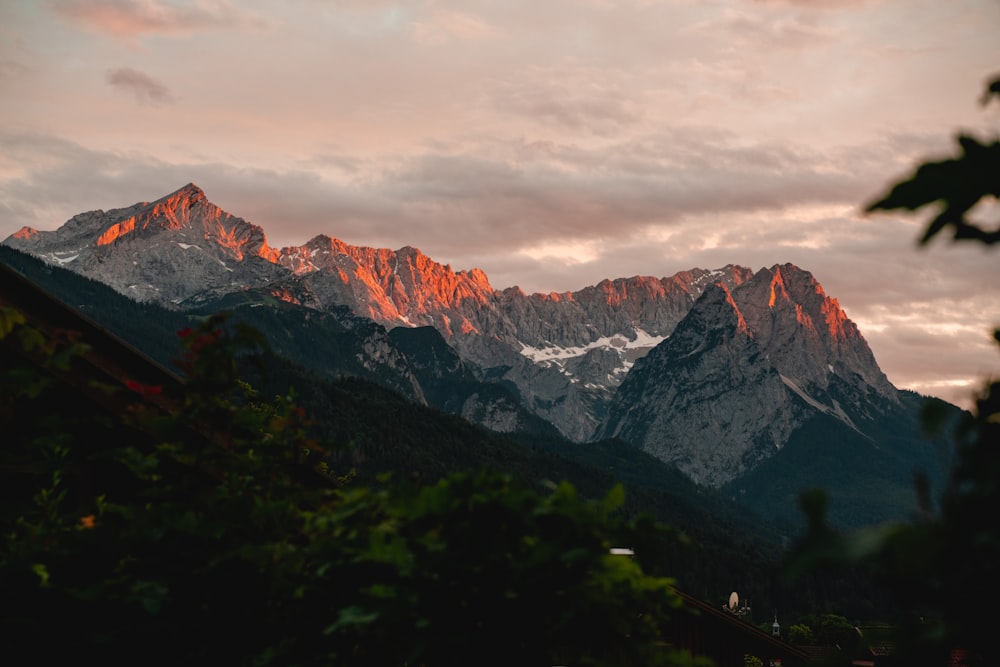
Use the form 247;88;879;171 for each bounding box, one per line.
411;8;500;45
751;0;877;7
49;0;264;40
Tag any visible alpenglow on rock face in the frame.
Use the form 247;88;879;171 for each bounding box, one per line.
596;264;898;487
3;185;898;465
6;184;287;304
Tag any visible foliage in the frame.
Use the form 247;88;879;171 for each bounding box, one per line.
797;613;858;647
786;623;814;644
865;73;1000;245
785;73;1000;666
0;309;702;665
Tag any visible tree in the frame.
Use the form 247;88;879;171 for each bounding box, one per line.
0;310;705;666
787;623;814;645
783;73;1000;667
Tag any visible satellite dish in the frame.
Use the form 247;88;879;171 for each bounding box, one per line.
729;591;739;610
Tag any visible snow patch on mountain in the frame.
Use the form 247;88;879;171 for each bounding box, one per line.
689;268;729;294
50;251;80;265
517;328;667;364
780;374;863;434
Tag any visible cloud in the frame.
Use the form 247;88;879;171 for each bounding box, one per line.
0;60;31;80
106;67;174;105
689;7;839;52
411;8;499;44
354;130;889;262
0;131;395;251
0;127;974;263
49;0;266;41
488;67;643;134
0;126;900;258
751;0;876;8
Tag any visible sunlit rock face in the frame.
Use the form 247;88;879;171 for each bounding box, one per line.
482;268;756;440
3;184;285;305
597;265;898;487
276;238;497;333
735;264;897;405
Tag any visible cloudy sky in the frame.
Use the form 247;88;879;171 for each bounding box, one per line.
1;0;998;408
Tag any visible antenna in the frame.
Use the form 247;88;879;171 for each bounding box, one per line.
729;591;738;610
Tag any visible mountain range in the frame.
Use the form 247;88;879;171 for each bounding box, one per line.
2;183;958;529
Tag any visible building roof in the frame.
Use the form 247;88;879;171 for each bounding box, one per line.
0;258;184;416
670;587;813;665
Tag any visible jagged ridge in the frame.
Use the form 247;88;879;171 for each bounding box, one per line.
3;184;900;455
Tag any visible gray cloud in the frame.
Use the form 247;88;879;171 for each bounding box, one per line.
0;128;962;266
488;68;643;134
106;67;174;105
692;8;839;52
752;0;876;7
0;60;31;80
344;131;887;261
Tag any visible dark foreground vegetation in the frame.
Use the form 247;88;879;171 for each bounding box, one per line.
0;300;710;666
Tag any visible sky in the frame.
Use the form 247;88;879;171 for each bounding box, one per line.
1;0;998;409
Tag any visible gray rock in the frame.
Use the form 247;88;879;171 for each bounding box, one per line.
597;265;898;487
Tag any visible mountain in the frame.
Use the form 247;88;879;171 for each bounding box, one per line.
597;267;956;527
6;183;286;304
4;184;753;440
598;265;897;488
3;184;959;529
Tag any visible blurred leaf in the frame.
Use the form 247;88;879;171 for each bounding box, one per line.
324;606;379;635
0;306;26;338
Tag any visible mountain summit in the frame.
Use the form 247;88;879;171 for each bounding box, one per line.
7;183;283;303
597;264;898;487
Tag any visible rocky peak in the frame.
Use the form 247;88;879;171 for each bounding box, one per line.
9;227;39;241
114;183;274;261
732;264;896;402
273;237;500;336
598;263;900;486
647;281;753;352
2;184;284;303
94;183;206;243
598;278;798;487
155;182;208;210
